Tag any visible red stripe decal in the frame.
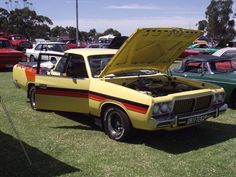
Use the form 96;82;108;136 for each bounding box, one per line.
36;89;148;114
89;93;148;114
89;93;107;101
123;103;148;114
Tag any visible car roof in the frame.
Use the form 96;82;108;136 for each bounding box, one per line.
212;47;236;56
0;38;8;40
36;42;65;45
183;54;232;63
65;48;118;57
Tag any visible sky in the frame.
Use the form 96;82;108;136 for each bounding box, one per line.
1;0;236;35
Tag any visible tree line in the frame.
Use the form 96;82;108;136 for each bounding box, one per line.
0;7;121;42
197;0;236;46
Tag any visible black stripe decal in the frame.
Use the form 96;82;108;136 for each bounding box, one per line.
35;86;149;110
89;91;149;109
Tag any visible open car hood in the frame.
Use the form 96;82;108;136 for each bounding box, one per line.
99;28;202;77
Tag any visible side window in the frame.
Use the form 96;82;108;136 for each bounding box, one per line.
185;62;203;73
47;44;54;51
54;56;67;73
35;44;42;51
199;44;207;48
66;54;88;78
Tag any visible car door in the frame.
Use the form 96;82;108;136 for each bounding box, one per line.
34;44;48;61
34;54;90;113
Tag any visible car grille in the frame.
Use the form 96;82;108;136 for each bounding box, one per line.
172;95;212;114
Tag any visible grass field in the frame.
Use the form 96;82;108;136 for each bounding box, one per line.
0;70;236;177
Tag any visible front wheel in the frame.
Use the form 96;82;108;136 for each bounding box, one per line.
103;107;133;141
29;86;36;110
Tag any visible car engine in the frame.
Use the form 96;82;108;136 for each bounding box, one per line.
125;76;198;97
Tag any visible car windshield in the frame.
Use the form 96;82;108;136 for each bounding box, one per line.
0;40;11;48
88;55;158;77
88;54;114;77
209;60;236;73
11;35;24;40
48;44;69;52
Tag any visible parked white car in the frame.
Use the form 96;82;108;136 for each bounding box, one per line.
26;42;69;63
212;47;236;58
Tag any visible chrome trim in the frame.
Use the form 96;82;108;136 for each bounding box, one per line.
151;103;227;128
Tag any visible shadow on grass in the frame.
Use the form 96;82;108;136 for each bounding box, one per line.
130;121;236;154
53;112;236;154
53;112;101;131
0;68;12;72
0;131;79;177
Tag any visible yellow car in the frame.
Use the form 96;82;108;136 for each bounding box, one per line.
13;28;227;141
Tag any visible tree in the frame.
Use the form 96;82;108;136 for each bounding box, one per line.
197;0;236;46
65;26;77;39
0;8;9;31
196;20;208;31
0;7;52;39
103;28;121;37
51;26;67;37
88;28;97;41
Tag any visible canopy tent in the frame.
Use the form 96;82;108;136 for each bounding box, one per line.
98;34;115;42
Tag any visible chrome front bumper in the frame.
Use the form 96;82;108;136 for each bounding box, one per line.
150;103;228;128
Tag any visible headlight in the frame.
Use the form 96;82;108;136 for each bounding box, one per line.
152;101;174;116
152;104;160;115
213;92;225;104
217;92;225;103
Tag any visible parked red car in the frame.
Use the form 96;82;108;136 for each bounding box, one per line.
8;34;32;51
0;38;27;69
179;48;210;58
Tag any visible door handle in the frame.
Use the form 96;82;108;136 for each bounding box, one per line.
39;84;47;89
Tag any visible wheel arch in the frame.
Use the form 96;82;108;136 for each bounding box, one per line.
27;83;35;98
100;102;132;127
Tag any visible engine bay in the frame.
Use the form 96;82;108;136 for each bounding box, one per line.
125;76;199;97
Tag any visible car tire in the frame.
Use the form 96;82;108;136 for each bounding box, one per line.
30;55;35;62
29;86;36;110
103;107;133;141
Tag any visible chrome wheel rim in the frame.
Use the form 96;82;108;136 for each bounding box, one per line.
107;111;124;138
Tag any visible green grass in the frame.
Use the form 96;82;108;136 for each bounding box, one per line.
0;71;236;177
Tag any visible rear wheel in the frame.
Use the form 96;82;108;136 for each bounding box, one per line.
103;107;133;141
29;86;36;110
30;55;35;62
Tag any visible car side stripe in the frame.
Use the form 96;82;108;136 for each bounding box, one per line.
35;87;89;98
35;87;149;114
89;91;149;114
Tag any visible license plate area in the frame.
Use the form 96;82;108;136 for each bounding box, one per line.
186;115;208;125
178;114;210;126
